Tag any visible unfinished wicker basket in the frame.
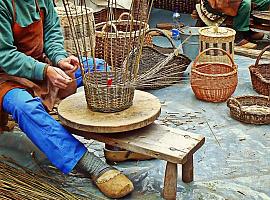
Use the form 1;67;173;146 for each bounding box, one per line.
227;95;270;125
191;48;238;102
56;6;95;55
95;13;149;67
153;0;196;13
136;28;191;90
83;70;135;112
249;45;270;96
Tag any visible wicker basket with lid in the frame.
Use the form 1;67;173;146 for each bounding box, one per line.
199;26;236;64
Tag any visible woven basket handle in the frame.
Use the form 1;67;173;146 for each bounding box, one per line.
145;28;177;49
101;21;118;34
193;48;235;67
227;97;242;112
118;12;134;21
255;45;270;67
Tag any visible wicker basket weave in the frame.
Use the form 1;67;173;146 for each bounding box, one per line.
227;95;270;125
191;48;238;102
56;6;95;55
153;0;196;13
95;13;149;67
136;28;191;89
249;45;270;96
83;70;135;112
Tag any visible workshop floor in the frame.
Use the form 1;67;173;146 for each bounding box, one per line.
0;8;269;200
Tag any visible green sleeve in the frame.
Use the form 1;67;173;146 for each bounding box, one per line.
0;6;46;80
43;0;68;66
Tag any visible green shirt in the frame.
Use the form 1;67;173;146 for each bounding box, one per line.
0;0;67;80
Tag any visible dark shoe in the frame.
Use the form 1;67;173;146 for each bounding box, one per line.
235;38;257;49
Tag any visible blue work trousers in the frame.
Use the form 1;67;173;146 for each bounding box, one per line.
2;68;87;174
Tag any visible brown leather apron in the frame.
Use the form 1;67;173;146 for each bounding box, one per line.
0;0;76;130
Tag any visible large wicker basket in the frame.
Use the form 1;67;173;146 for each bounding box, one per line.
153;0;196;13
227;95;270;125
191;48;238;102
136;28;191;90
95;13;149;67
249;45;270;96
56;6;95;55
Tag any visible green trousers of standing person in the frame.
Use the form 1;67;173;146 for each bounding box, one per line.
233;0;270;31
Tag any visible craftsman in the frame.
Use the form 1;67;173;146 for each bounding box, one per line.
0;0;133;198
199;0;270;46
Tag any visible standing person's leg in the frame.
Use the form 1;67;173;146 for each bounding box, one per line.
2;88;133;198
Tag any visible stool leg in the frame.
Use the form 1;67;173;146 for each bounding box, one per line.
182;154;193;183
163;162;177;200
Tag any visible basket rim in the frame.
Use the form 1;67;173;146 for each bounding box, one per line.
95;20;149;38
249;64;270;84
192;62;237;77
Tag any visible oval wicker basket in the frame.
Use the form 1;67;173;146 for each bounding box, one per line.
191;48;238;102
249;45;270;96
95;13;149;67
227;95;270;125
83;70;135;113
136;28;191;90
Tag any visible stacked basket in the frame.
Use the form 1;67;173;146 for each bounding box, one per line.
153;0;196;13
56;6;96;55
191;48;238;102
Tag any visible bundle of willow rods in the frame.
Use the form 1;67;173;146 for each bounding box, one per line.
0;157;86;200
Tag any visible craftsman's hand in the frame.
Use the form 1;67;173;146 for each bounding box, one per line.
57;55;80;73
46;66;72;89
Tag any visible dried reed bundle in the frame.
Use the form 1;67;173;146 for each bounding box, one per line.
0;157;87;200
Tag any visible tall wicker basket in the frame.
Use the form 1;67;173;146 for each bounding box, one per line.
249;45;270;96
56;6;96;55
191;48;238;102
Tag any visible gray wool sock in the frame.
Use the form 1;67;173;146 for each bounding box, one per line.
76;151;112;179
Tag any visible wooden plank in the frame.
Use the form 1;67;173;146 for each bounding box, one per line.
58;90;161;133
67;123;205;164
163;162;177;200
235;46;270;59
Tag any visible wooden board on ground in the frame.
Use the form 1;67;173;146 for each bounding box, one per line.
67;123;205;164
235;46;270;59
58;90;161;133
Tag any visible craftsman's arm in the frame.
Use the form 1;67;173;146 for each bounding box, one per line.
0;4;46;80
43;0;68;66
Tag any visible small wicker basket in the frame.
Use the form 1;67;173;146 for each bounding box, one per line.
153;0;196;13
95;13;149;67
249;45;270;96
83;70;135;112
56;6;95;55
136;28;191;90
191;48;238;102
227;95;270;125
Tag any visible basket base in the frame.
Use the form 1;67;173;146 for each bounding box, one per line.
58;90;161;133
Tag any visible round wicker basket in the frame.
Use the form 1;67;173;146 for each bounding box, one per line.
83;70;135;113
56;6;95;55
191;48;238;102
95;13;149;68
249;45;270;96
227;95;270;125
